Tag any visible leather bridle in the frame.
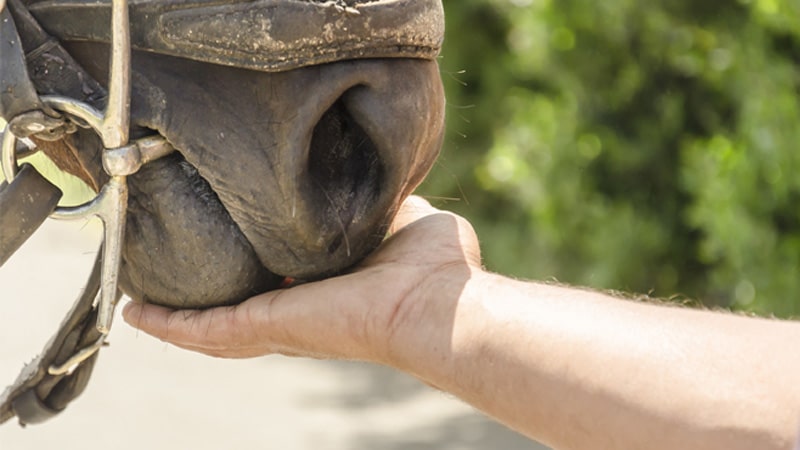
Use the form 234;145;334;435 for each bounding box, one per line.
0;0;444;426
0;0;175;425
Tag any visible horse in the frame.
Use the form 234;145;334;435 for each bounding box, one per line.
0;0;445;425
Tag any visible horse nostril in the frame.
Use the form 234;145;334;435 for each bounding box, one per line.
307;91;385;246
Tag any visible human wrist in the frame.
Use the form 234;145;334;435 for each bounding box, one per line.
381;263;489;385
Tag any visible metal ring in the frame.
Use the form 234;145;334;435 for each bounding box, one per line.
1;128;17;182
1;95;105;219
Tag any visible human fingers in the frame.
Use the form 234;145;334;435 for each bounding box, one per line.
122;271;394;360
122;302;250;357
121;302;269;358
122;301;274;358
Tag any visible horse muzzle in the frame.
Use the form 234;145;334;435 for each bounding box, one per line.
0;0;446;426
113;51;445;308
28;0;446;308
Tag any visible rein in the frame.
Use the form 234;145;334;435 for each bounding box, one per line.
0;0;174;425
0;0;444;426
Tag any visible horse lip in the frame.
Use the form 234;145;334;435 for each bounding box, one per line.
119;153;284;308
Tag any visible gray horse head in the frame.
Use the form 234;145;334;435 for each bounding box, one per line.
25;0;446;308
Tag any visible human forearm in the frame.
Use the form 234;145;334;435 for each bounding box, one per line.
391;270;800;450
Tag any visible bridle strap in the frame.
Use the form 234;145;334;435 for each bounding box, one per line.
3;0;107;188
27;0;445;72
1;0;100;146
8;0;105;107
0;163;62;267
0;253;108;425
0;6;44;120
0;0;122;425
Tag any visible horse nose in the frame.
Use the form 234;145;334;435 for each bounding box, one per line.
256;59;445;279
303;92;387;257
266;91;405;277
112;53;445;282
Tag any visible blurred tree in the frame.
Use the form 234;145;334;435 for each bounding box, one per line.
420;0;800;316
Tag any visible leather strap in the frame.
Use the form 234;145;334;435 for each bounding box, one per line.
8;0;105;105
1;0;86;141
27;0;445;72
0;254;107;425
5;0;108;188
0;6;43;119
0;0;112;425
0;163;63;267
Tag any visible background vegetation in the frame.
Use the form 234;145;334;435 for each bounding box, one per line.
421;0;800;316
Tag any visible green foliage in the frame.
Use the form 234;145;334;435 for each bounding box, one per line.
420;0;800;316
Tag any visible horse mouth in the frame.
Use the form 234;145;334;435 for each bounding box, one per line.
119;96;388;309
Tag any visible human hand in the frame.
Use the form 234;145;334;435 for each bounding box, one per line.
122;196;482;366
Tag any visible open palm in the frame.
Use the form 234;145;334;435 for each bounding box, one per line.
123;196;482;365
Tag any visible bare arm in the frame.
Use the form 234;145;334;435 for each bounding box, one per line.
123;197;800;450
401;271;800;449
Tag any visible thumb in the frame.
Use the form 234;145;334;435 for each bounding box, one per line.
389;195;440;234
